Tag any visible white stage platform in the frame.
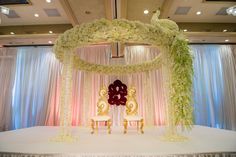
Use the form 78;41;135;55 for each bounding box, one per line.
0;125;236;157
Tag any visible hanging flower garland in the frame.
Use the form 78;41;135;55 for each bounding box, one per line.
73;54;162;75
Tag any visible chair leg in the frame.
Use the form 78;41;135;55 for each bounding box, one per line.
124;119;128;134
137;121;139;132
95;121;98;134
107;119;111;134
91;119;95;134
140;119;144;134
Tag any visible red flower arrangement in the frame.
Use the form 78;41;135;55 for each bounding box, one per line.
108;80;127;106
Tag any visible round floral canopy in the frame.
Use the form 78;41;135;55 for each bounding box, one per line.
53;10;193;131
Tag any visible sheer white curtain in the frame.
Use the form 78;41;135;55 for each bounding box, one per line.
191;45;236;130
12;47;60;129
219;45;236;130
0;48;17;131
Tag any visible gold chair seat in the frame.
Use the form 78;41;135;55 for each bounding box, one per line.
124;115;143;121
123;115;144;134
91;115;112;134
91;115;111;121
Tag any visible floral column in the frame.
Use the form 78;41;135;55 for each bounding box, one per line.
53;51;76;142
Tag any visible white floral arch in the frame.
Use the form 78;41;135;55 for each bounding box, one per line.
53;10;193;141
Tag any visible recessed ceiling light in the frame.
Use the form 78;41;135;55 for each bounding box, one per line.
34;13;39;17
223;29;227;32
144;10;149;15
227;5;236;16
10;32;15;35
49;31;53;34
46;0;51;3
183;29;188;32
228;8;233;14
1;6;10;15
225;39;229;42
48;40;52;44
196;11;202;15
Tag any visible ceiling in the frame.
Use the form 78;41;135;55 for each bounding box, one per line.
166;0;236;23
126;0;164;23
0;0;236;46
68;0;106;24
0;0;69;26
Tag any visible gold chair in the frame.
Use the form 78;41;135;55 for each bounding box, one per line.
123;87;144;134
91;86;112;134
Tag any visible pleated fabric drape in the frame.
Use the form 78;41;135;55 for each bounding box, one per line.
192;45;236;130
0;48;17;131
0;44;236;131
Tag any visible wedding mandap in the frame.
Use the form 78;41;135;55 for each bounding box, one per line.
52;10;193;141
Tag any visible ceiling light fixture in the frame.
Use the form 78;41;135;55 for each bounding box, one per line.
0;6;10;24
196;11;201;15
144;10;149;15
49;31;53;34
0;6;10;15
226;5;236;16
10;32;15;35
46;0;52;3
183;29;188;32
223;29;227;32
48;41;52;44
225;39;229;42
34;13;39;17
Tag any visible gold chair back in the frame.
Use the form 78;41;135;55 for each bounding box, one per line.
126;86;138;116
97;86;109;116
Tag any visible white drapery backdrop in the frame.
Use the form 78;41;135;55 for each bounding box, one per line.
0;45;236;131
192;45;236;130
11;47;60;129
0;48;17;131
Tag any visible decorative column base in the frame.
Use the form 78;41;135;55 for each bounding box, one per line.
161;127;188;142
51;127;78;142
161;133;188;142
